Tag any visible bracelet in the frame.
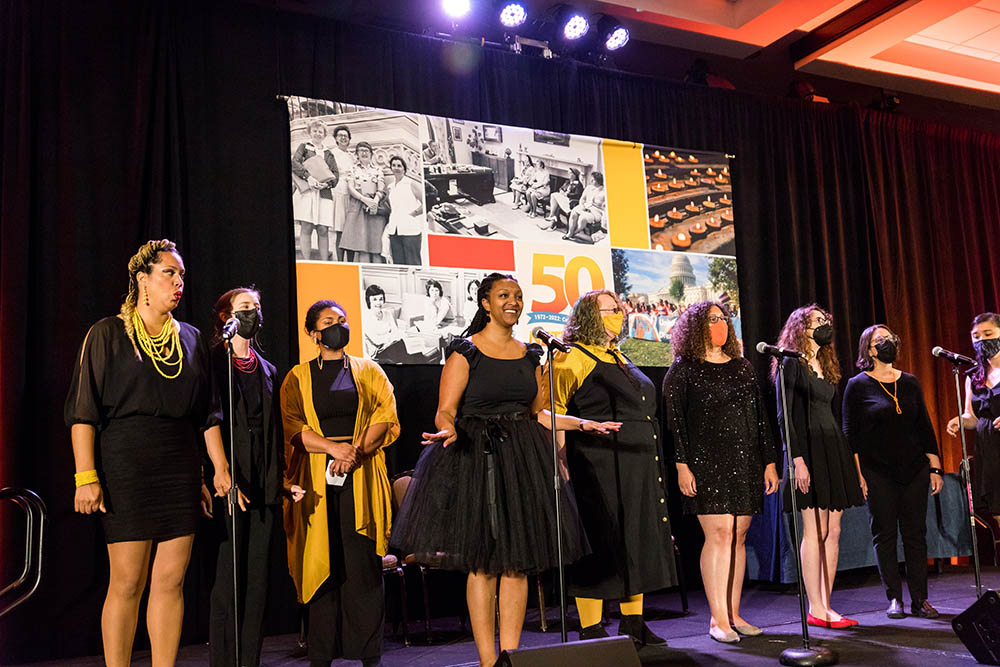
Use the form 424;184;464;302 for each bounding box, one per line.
929;467;943;476
75;469;99;487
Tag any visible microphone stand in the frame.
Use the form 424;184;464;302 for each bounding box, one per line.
947;361;982;598
776;359;837;666
543;341;568;643
225;338;241;666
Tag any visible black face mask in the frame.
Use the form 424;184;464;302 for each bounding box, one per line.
812;323;834;347
874;339;898;364
974;338;1000;361
234;308;262;339
318;323;350;351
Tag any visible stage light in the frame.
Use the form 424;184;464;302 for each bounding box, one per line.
442;0;471;19
499;2;527;28
562;12;589;40
597;16;628;50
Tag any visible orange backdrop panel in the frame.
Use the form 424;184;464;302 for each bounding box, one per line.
295;262;363;363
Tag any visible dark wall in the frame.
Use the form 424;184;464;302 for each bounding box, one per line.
2;0;1000;661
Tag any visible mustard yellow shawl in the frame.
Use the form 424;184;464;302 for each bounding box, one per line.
281;355;399;603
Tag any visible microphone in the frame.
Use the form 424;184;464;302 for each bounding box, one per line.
756;341;805;359
932;346;976;366
532;327;571;353
221;316;240;341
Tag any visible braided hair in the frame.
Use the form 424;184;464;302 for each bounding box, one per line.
461;272;517;337
120;239;178;355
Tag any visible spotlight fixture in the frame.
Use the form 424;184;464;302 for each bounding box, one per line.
553;5;589;40
499;2;527;28
441;0;471;19
597;15;628;50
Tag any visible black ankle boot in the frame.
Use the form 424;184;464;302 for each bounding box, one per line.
579;622;609;640
618;614;667;647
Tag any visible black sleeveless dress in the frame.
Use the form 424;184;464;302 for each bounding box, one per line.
971;382;1000;515
390;337;589;575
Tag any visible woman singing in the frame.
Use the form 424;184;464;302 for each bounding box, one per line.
947;312;1000;527
843;325;942;620
207;287;285;666
66;239;227;667
281;300;400;667
542;289;676;646
662;301;779;643
773;304;863;629
391;273;590;667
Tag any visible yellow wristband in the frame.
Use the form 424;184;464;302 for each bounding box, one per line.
75;469;99;487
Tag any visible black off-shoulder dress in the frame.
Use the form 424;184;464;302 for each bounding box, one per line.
390;337;589;575
65;316;221;543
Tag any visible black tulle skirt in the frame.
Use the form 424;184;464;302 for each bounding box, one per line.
390;411;589;575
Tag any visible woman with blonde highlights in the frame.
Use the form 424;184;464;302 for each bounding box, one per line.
65;239;229;666
662;301;778;643
772;304;863;629
542;289;676;646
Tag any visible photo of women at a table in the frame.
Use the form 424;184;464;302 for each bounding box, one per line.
772;304;863;629
542;289;676;647
207;287;285;666
281;300;399;667
65;239;228;667
292;121;340;261
947;312;1000;526
842;324;942;620
662;301;779;643
390;272;589;667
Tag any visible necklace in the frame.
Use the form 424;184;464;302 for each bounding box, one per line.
232;347;258;374
873;375;902;414
132;310;183;379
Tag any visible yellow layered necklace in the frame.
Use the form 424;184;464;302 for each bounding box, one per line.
132;309;183;379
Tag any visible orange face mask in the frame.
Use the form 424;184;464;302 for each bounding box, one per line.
709;320;729;347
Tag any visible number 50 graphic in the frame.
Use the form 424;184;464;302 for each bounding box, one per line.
530;253;607;313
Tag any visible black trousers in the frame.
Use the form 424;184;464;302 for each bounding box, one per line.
209;502;278;667
863;464;930;603
308;476;384;664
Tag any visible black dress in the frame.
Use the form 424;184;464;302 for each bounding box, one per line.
971;382;1000;515
64;316;221;543
662;357;778;515
776;358;863;512
390;337;589;575
550;343;677;599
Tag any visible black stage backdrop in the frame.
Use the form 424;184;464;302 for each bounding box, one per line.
2;0;999;661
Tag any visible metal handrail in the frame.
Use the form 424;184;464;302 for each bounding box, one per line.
0;487;46;618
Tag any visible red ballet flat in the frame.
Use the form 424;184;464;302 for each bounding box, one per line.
806;614;831;628
828;617;858;629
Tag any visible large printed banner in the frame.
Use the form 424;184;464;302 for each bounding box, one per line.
286;96;741;366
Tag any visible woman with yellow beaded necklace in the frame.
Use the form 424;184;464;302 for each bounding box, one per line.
65;239;231;667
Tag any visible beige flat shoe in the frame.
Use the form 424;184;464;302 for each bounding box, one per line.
709;626;740;643
734;624;763;636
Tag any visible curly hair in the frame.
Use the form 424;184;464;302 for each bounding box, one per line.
563;289;623;345
119;239;179;355
670;301;741;361
855;323;898;371
771;303;841;384
305;299;346;333
971;312;1000;388
211;287;261;349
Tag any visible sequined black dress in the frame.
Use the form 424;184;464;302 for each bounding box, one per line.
971;382;1000;515
390;337;589;574
777;358;864;512
662;357;778;515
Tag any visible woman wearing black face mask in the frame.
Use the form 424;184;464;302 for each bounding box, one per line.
207;287;284;666
772;304;864;629
280;300;399;667
843;325;942;620
947;312;1000;529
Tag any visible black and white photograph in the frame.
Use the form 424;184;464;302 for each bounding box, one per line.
642;146;736;255
359;265;488;364
421;115;609;244
287;96;427;265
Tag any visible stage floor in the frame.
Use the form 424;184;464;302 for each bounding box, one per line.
23;567;997;666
